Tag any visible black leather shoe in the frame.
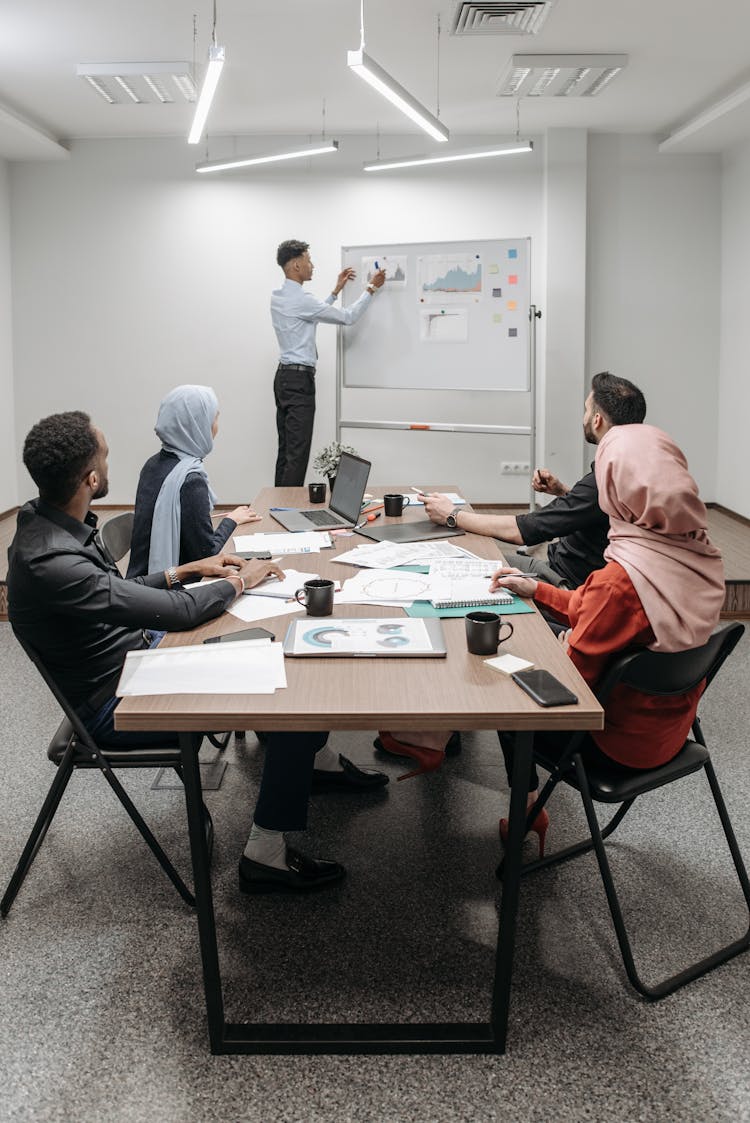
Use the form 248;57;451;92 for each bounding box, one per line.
238;848;346;895
311;753;389;791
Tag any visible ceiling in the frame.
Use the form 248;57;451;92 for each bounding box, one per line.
1;0;750;162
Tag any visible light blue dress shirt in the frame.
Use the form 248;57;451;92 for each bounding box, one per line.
270;278;373;367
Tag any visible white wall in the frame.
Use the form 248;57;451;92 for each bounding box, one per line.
718;138;750;520
11;136;551;504
0;158;17;511
9;132;724;508
587;135;721;495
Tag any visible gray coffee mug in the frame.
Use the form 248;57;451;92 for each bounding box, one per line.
465;611;514;655
295;579;334;617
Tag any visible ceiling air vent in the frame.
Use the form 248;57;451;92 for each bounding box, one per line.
497;54;628;97
451;1;557;36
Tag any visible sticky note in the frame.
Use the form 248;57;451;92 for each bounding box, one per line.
489;263;499;274
507;300;517;311
508;274;518;285
492;313;503;324
485;653;534;676
508;248;518;259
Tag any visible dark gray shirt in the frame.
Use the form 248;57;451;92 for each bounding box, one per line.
514;467;609;588
7;499;236;708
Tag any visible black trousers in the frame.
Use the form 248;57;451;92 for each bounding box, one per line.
274;366;316;486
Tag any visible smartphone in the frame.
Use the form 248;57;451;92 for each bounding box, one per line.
236;551;272;560
511;668;578;707
204;627;275;644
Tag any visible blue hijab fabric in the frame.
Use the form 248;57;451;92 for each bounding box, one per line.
148;384;219;572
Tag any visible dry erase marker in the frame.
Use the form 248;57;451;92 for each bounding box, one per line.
366;511;382;522
375;260;380;269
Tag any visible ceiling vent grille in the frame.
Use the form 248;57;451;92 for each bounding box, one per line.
497;54;628;97
451;1;556;36
77;63;196;105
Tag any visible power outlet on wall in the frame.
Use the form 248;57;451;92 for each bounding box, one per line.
501;461;531;475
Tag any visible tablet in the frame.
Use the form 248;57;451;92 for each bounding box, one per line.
282;616;447;657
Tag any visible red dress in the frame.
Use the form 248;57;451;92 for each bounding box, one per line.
534;562;703;769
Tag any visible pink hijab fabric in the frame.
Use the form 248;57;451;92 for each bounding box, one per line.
595;424;724;653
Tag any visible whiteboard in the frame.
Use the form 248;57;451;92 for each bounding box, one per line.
341;238;530;392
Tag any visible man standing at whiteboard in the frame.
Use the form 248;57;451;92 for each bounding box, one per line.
270;240;385;486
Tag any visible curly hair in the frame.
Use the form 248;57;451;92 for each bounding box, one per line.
276;239;309;269
22;411;99;505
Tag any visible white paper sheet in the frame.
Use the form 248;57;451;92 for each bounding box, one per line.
334;540;472;569
336;568;432;606
248;569;321;599
117;640;287;695
233;532;332;554
227;597;303;623
429;557;502;579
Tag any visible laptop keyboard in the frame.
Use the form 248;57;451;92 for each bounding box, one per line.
301;509;346;527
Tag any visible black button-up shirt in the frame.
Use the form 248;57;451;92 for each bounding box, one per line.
514;466;609;589
7;499;236;709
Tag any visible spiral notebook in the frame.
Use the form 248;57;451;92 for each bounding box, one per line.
429;576;514;610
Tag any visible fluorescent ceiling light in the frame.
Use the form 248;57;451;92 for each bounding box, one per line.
347;48;449;143
196;140;339;174
77;62;196;104
497;54;627;98
659;77;750;152
188;44;225;145
364;140;533;171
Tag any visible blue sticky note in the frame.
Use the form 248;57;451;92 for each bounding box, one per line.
508;248;518;259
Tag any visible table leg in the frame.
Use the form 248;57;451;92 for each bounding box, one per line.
180;731;225;1053
491;730;534;1052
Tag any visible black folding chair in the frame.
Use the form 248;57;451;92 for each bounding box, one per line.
1;633;216;916
498;622;750;1000
99;511;134;563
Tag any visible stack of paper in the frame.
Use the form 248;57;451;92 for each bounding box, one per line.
117;639;287;695
234;532;332;554
429;557;501;579
334;540;474;569
336;568;433;607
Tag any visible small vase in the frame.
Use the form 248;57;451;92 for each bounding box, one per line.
327;473;337;492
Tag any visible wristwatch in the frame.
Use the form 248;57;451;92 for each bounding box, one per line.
445;507;461;529
166;566;181;589
366;284;377;295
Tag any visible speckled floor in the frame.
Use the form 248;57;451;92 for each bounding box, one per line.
1;621;749;1123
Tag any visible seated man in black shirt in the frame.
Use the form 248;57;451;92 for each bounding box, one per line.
8;411;387;895
424;371;647;589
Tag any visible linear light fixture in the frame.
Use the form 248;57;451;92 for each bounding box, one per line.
364;140;532;172
188;43;225;144
196;140;340;173
659;76;750;152
347;47;449;143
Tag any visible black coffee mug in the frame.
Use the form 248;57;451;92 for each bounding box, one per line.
295;579;334;617
465;611;514;655
308;481;326;504
383;493;410;517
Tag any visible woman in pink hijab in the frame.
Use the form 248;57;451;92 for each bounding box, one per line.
491;423;725;856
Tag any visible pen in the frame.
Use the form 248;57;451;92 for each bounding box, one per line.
366;511;381;522
375;260;380;269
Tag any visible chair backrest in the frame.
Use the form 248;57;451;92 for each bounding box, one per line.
12;629;101;754
99;511;134;563
594;622;745;705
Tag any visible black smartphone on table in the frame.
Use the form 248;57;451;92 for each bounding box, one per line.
511;668;578;707
204;627;275;644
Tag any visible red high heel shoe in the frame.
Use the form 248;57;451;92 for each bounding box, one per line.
498;806;550;859
374;732;446;782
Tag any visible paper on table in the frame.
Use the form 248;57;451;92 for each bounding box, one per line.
233;532;332;554
228;597;302;623
429;557;501;579
409;491;466;506
116;640;287;696
334;539;472;569
337;568;432;606
248;569;320;598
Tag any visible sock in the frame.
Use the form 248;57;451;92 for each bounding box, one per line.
243;822;287;870
313;744;344;773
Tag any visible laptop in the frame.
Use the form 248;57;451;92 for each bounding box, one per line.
270;452;371;533
355;520;465;544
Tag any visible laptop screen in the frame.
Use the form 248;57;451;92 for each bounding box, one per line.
329;452;371;522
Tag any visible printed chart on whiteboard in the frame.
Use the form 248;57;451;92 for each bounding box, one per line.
341;238;530;392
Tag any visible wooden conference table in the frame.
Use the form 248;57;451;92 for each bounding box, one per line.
116;485;603;1056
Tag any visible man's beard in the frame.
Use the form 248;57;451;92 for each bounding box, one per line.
93;478;109;500
583;421;596;445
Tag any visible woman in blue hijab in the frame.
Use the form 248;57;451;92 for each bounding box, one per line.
127;384;259;577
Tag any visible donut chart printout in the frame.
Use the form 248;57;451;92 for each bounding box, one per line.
286;618;437;655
